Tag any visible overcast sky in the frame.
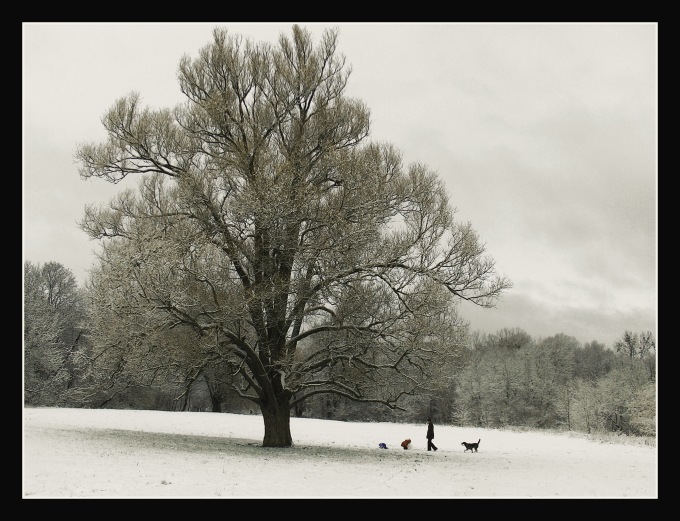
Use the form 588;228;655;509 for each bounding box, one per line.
22;22;657;348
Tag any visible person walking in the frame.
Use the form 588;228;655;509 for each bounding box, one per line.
426;418;438;451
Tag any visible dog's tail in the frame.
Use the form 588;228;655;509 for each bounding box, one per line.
478;439;481;445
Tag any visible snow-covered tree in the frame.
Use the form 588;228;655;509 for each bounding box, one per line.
24;261;86;405
76;25;510;447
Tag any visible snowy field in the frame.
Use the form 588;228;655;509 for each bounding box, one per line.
23;407;657;499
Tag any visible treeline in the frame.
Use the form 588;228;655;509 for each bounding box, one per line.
451;329;655;436
295;328;656;438
24;261;656;438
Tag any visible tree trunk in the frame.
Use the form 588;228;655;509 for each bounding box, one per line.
261;400;293;447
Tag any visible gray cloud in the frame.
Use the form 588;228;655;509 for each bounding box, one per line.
459;289;656;347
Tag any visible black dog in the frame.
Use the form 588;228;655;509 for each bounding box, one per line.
461;439;480;452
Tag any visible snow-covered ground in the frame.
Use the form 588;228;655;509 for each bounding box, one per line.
22;407;657;498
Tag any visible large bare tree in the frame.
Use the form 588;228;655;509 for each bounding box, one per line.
76;25;510;447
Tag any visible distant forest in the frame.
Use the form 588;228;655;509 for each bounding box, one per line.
24;260;655;438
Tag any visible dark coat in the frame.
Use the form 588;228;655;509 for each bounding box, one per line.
426;421;434;440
